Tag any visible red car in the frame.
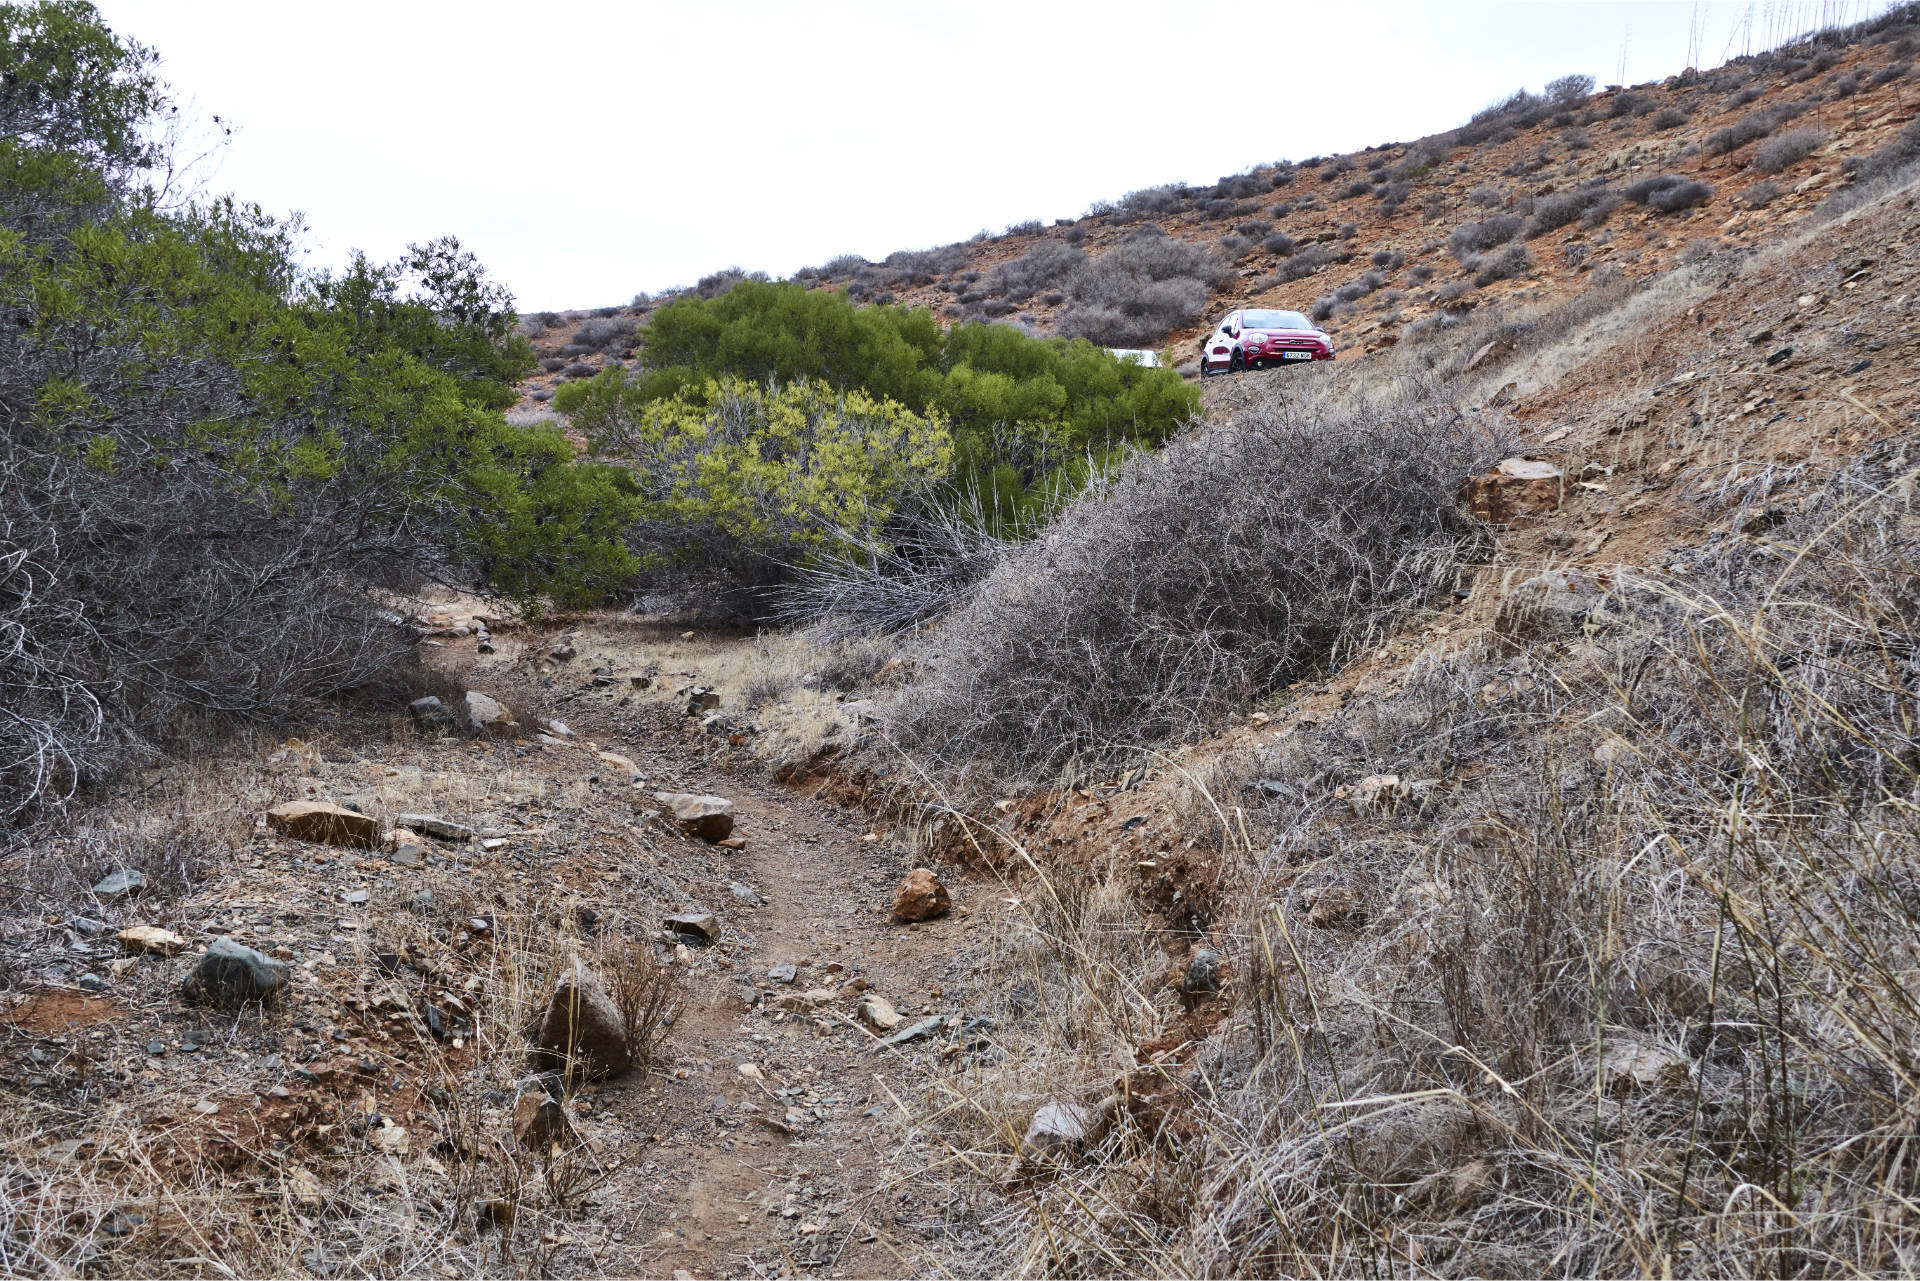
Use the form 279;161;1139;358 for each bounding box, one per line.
1199;308;1335;375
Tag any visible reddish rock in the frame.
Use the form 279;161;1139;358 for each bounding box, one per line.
1462;457;1563;524
653;792;735;842
265;801;378;849
891;868;950;922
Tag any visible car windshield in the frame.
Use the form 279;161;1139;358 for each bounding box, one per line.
1241;310;1313;331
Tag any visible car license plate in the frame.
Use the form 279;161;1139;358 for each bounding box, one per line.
1282;351;1312;361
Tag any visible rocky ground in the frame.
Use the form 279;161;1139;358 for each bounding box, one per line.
0;616;1014;1279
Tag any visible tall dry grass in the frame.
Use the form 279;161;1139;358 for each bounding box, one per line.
905;443;1920;1276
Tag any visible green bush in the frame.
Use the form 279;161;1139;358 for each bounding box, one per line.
580;376;950;575
554;279;1197;527
0;1;639;821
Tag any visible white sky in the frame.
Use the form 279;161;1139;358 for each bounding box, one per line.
99;0;1889;310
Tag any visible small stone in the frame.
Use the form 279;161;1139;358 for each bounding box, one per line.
549;642;576;662
768;963;797;984
69;916;109;937
409;889;435;914
536;960;631;1078
594;750;641;781
686;687;721;715
108;957;138;979
629;674;653;689
77;974;107;993
891;868;950;923
371;1122;409;1153
390;843;425;868
857;994;903;1031
407;696;445;721
286;1166;325;1209
395;813;478;842
653;792;735;842
266;801;379;848
514;1090;576;1151
1304;886;1361;928
1495;568;1609;641
1601;1041;1689;1094
181;938;289;1007
1745;325;1773;344
146;1040;165;1057
117;925;187;957
458;690;518;737
665;912;720;946
868;1014;947;1051
1764;346;1795;366
1184;947;1223;996
728;881;762;905
91;869;148;900
340;889;369;905
1023;1100;1098;1160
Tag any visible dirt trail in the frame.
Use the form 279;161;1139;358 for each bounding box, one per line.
482;666;985;1280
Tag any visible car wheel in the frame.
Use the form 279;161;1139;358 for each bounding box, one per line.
1229;350;1244;374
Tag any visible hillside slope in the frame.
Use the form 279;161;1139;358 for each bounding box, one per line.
521;6;1919;400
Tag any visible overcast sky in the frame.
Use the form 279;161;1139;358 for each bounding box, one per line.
98;0;1889;311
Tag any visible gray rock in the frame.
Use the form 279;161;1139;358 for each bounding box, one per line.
77;974;107;993
458;690;517;737
70;917;110;937
1185;947;1224;996
340;889;369;905
536;961;630;1078
1023;1100;1099;1159
182;938;289;1007
91;869;147;900
868;1014;948;1051
407;696;445;721
665;912;720;946
686;686;721;715
396;813;478;842
728;881;762;906
767;963;797;984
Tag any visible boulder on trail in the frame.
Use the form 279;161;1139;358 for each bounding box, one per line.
857;993;903;1031
535;960;631;1078
1461;457;1563;524
891;868;950;922
458;690;518;737
181;938;289;1007
266;801;378;849
653;792;735;842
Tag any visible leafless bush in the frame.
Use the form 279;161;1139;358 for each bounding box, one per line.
884;242;971;284
774;491;1016;639
1752;125;1827;172
1262;232;1295;256
984;240;1084;302
1447;213;1523;260
1056;230;1224;346
1468;242;1532;285
571;315;636;351
1113;184;1188;221
1624;173;1714;212
890;383;1506;784
1524;182;1617;236
596;935;681;1073
1652;105;1690;130
1841;118;1920;185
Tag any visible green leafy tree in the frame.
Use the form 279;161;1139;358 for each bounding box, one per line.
0;1;639;822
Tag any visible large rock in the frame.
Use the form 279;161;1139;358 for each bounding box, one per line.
1462;457;1563;524
536;961;631;1078
182;938;289;1007
458;691;518;737
265;801;378;849
653;792;735;842
891;868;950;923
1496;569;1610;641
